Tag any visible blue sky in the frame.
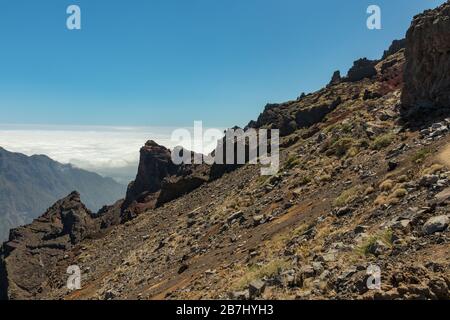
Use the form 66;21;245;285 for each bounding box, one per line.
0;0;446;128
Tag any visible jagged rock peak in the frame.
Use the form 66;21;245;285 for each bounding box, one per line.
328;70;341;86
144;140;161;148
7;191;95;246
124;141;177;207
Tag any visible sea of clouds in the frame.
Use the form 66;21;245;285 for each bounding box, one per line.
0;124;222;185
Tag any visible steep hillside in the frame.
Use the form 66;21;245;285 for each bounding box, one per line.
1;1;449;300
0;148;126;241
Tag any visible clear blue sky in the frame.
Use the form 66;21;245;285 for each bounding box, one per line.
0;0;445;128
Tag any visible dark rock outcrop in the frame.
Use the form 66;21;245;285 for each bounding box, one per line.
402;2;450;111
382;39;406;59
123;141;179;208
209;129;255;180
346;58;378;82
328;71;342;86
121;141;209;219
156;175;207;206
0;192;104;300
252;104;298;136
295;97;342;129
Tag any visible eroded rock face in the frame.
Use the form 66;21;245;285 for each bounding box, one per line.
295;97;342;129
123;140;179;208
382;39;406;60
252;103;298;136
121;141;209;219
402;2;450;109
156;175;207;206
0;192;101;300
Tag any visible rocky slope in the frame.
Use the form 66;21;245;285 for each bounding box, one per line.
1;1;449;300
0;148;126;241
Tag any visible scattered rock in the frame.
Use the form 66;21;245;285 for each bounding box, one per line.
227;211;244;223
422;215;449;235
435;187;450;203
354;225;369;234
230;290;250;300
387;161;398;172
420;175;439;187
299;265;316;280
335;206;353;217
252;215;265;226
248;279;266;299
178;263;189;274
104;290;116;300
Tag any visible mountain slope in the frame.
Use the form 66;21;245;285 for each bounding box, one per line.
0;147;126;241
1;1;449;300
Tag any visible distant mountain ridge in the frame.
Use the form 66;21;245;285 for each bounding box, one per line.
0;147;126;241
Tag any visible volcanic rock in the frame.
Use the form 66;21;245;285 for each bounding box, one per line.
402;2;450;110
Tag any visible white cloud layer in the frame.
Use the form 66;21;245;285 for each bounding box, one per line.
0;124;222;184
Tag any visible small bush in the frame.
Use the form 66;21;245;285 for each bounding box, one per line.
346;146;360;158
379;179;394;191
285;155;300;169
391;188;407;198
374;195;387;206
357;229;393;256
371;133;394;150
296;175;311;186
358;139;370;149
329;137;355;157
412;148;431;164
334;187;359;207
365;186;375;195
233;259;289;290
318;174;332;182
422;164;444;176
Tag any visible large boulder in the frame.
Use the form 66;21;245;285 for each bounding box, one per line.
402;2;450;110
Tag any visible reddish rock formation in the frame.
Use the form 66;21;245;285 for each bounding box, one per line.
121;141;209;220
123;140;179;208
402;1;450;110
